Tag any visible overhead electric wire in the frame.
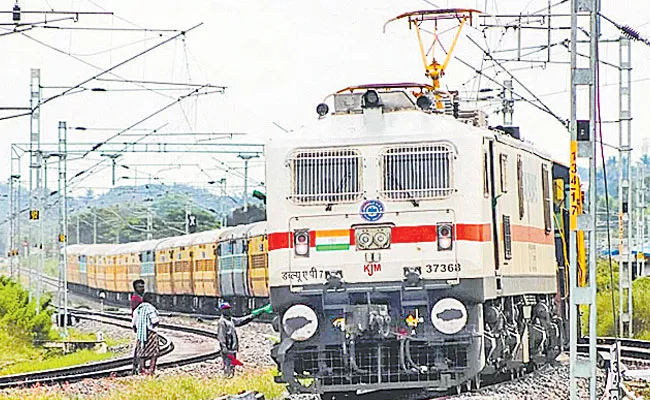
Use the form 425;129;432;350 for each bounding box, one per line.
39;22;202;106
453;55;568;128
95;78;225;89
465;34;563;123
0;23;203;122
40;25;182;33
0;15;77;27
599;13;650;48
68;123;169;187
46;36;163;57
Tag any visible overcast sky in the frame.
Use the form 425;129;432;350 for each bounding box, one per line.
1;0;649;199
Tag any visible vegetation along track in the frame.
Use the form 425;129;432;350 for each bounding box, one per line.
0;309;222;389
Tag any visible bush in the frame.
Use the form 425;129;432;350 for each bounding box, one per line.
584;258;650;340
0;276;54;341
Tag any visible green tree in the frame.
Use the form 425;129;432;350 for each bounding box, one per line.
0;276;53;341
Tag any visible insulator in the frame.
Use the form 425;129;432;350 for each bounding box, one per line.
621;25;641;41
12;3;20;22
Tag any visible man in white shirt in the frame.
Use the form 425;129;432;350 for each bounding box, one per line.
132;292;160;375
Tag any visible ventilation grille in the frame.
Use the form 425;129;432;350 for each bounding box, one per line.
289;148;362;205
380;144;454;200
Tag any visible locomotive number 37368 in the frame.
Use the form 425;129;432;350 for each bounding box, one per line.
425;263;462;273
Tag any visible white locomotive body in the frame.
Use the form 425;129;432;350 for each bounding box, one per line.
267;86;564;396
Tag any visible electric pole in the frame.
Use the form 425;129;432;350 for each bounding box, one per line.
57;121;68;335
185;199;191;234
219;178;227;228
618;36;633;337
502;79;514;126
238;154;259;212
93;209;97;244
146;203;153;240
569;0;600;399
28;68;42;311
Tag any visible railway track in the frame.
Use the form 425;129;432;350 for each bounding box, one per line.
28;271;251;321
577;337;650;367
0;309;222;389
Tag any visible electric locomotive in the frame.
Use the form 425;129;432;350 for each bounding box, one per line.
267;9;572;398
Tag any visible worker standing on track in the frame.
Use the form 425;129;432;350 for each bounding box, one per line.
216;302;272;378
132;292;161;375
130;279;146;374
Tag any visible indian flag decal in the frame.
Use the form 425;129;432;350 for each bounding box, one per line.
315;230;350;251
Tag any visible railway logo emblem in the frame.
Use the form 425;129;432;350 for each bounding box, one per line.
360;200;384;222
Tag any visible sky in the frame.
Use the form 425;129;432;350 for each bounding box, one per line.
1;0;649;200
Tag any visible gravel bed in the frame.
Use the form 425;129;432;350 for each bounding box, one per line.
285;356;606;400
450;362;605;400
0;317;279;399
160;316;278;371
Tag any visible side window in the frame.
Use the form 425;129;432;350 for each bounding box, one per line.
499;154;508;193
483;152;489;198
517;155;524;219
542;164;552;234
503;215;512;260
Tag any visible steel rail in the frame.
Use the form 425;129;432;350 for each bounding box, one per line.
0;310;221;389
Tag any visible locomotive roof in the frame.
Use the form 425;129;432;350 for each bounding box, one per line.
267;104;552;161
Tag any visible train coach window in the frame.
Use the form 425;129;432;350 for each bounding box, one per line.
499;154;508;193
517;155;524;219
380;143;454;200
542;164;552;234
289;148;362;204
503;215;512;260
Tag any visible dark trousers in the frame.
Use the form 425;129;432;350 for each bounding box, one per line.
131;343;141;375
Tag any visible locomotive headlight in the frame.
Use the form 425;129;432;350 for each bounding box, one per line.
363;90;381;108
430;298;468;335
355;226;391;250
316;103;329;117
416;95;432;110
373;231;389;248
282;304;319;341
294;230;310;257
437;223;454;251
357;232;373;249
